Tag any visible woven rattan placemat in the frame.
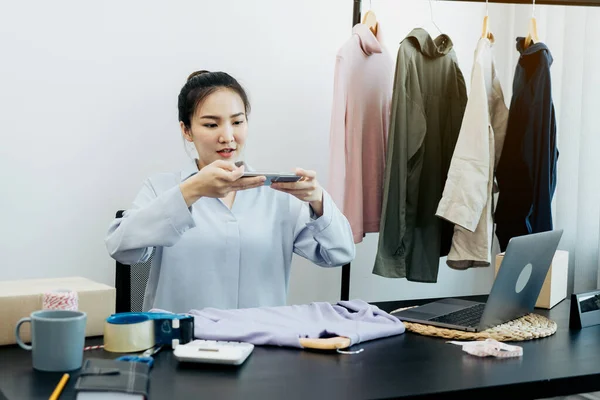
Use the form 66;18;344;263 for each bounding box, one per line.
391;307;557;341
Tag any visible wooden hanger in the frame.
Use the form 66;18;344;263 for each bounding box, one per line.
362;9;378;36
524;17;539;48
299;336;351;350
481;1;492;39
481;15;490;39
524;0;539;48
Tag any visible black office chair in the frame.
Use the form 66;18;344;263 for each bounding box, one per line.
114;210;154;313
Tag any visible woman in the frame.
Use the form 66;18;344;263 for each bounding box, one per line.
105;70;355;313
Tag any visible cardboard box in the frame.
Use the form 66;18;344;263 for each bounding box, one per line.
0;277;115;346
494;250;569;309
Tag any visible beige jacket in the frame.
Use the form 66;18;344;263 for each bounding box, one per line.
435;36;508;269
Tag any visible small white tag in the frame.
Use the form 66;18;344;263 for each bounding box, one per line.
447;339;523;358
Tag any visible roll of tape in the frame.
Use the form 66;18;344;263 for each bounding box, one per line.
42;289;78;311
103;314;155;353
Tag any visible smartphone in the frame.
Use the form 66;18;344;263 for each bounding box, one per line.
242;172;301;185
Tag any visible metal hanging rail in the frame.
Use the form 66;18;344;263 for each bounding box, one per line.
432;0;600;5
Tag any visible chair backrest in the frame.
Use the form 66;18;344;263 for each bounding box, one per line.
114;210;154;313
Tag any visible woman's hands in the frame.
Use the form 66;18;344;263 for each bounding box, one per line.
179;160;265;207
270;168;324;217
179;162;325;216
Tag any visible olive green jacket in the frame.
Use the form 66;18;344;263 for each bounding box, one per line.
373;28;467;283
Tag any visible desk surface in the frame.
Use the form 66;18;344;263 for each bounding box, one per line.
1;296;599;400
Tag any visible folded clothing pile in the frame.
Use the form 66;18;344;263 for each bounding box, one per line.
185;299;405;348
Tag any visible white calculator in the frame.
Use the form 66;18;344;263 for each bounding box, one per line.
173;340;254;366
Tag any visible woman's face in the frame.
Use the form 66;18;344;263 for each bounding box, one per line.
181;88;248;169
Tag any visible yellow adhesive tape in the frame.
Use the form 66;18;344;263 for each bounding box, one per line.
103;316;155;353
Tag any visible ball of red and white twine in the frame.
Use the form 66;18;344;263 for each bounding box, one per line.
42;289;104;351
42;289;78;311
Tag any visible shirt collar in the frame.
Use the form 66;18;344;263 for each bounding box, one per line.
352;23;383;56
180;158;199;182
405;28;453;58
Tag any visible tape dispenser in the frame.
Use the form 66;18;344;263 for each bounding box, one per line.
103;312;194;353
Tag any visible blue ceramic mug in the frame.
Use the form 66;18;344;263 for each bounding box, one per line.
15;310;87;371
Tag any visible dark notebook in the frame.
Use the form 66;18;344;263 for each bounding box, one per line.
74;358;150;400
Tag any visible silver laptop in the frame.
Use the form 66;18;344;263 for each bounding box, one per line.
393;229;564;332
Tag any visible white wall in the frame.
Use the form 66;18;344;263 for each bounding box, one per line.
0;0;352;301
0;0;533;306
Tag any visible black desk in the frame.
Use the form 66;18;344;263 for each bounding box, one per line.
1;296;599;400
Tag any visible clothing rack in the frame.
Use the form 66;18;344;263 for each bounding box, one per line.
339;0;599;301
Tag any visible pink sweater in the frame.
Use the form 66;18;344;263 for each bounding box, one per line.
328;23;394;244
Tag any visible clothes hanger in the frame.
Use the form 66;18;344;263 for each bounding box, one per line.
428;0;443;36
362;0;378;36
524;0;539;49
426;0;447;45
481;0;492;39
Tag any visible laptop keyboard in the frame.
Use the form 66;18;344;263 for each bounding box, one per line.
428;303;486;327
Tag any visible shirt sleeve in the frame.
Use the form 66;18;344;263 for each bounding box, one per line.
104;178;196;265
292;190;356;267
327;55;348;211
374;52;426;276
526;55;558;233
436;55;490;232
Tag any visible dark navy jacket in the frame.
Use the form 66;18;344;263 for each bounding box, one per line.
495;38;559;251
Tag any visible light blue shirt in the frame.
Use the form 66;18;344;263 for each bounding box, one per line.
105;161;356;313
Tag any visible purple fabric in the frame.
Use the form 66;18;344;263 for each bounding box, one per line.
185;299;405;348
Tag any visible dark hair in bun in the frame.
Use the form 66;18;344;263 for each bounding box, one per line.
178;70;251;128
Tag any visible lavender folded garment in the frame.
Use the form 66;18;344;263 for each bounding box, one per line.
186;299;405;348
